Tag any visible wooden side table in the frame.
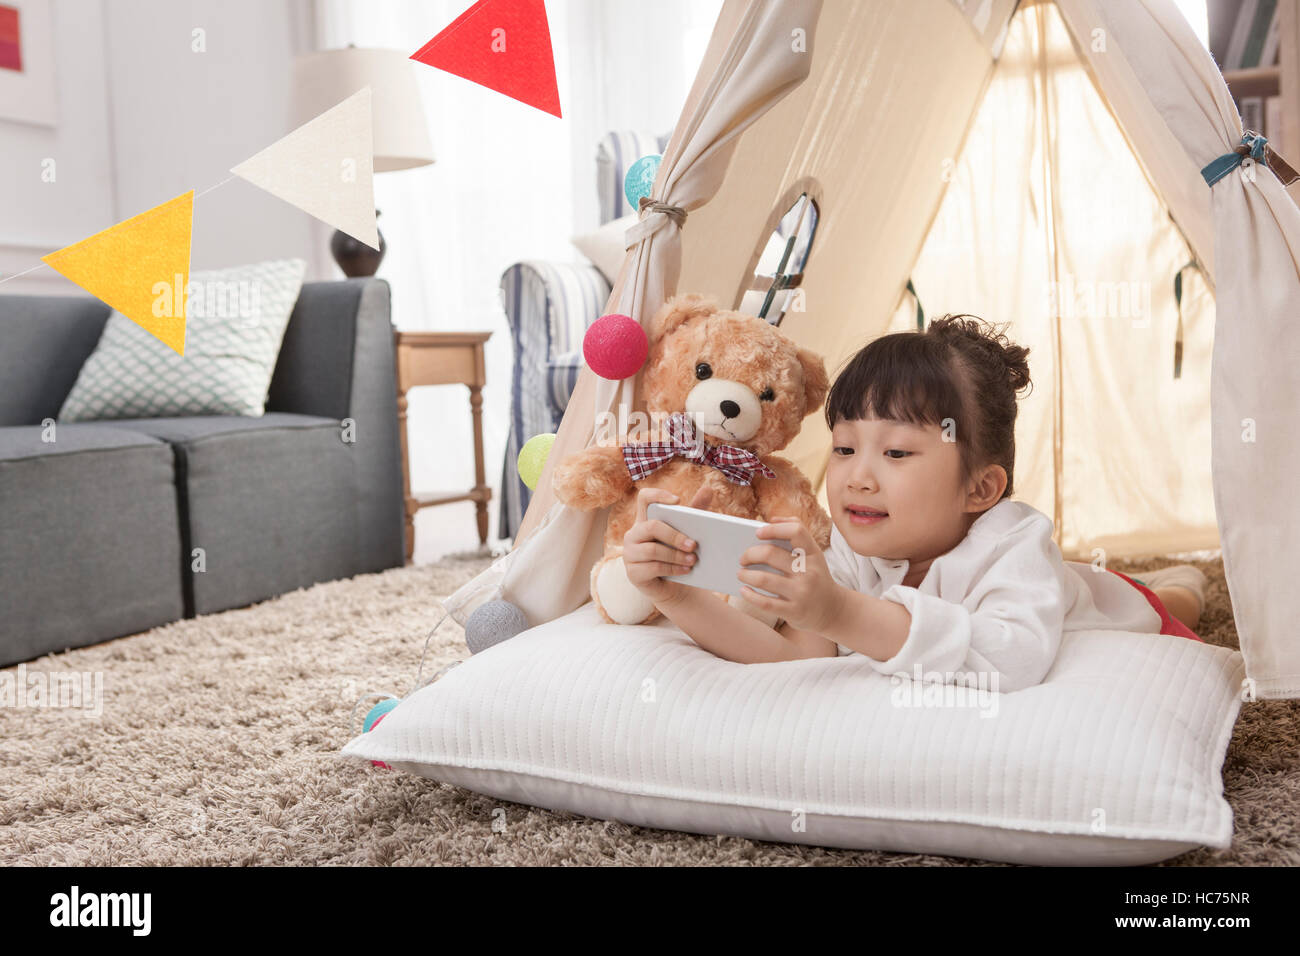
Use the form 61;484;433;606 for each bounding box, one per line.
394;330;493;563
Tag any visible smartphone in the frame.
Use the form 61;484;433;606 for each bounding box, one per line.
646;502;793;598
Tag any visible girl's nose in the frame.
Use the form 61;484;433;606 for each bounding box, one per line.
849;468;876;492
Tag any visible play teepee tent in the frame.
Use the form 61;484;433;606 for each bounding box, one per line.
447;0;1300;701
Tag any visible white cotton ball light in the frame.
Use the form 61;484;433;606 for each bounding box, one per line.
465;599;530;654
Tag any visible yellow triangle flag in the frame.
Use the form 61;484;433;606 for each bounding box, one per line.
231;87;379;250
42;191;194;355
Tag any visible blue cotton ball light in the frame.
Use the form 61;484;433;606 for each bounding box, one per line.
465;600;530;654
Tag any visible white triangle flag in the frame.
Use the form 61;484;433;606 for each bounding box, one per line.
231;87;379;250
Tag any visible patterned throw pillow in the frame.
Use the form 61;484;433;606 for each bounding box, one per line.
59;258;307;421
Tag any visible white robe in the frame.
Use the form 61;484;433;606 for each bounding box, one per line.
822;499;1163;692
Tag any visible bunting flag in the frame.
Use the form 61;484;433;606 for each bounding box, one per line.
230;86;379;250
410;0;561;118
42;191;194;355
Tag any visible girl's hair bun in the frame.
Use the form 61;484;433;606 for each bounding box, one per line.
928;314;1033;396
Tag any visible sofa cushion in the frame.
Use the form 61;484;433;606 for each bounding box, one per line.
0;421;164;460
58;258;306;421
0;424;184;665
571;213;637;285
100;414;362;616
0;295;112;427
97;412;337;444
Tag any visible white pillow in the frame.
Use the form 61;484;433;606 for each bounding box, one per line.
59;258;306;421
341;602;1245;865
571;214;638;285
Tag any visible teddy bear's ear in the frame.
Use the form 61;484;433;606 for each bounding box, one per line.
649;293;720;342
797;347;829;417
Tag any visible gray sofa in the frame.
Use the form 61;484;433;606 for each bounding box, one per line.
0;278;405;667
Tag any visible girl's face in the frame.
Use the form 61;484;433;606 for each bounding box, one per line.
826;415;973;563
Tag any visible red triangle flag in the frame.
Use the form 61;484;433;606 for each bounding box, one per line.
410;0;561;118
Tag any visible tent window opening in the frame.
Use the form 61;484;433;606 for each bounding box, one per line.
738;192;819;325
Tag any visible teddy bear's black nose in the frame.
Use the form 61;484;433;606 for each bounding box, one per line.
719;400;740;419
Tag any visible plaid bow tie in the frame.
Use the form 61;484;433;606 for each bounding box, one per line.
622;411;777;486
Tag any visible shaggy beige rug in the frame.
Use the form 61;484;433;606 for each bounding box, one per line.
1;550;1296;866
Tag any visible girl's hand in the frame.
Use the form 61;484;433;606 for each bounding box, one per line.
623;485;714;607
737;516;845;634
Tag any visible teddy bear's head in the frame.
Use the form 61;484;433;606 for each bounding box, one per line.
639;293;828;457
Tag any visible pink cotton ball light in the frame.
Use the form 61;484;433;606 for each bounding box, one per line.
583;313;648;380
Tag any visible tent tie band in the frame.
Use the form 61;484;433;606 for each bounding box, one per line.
638;194;688;228
1202;130;1300;187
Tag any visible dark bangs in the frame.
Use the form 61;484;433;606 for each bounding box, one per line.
824;332;967;434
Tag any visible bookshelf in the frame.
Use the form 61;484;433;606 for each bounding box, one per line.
1279;1;1300;160
1212;0;1295;174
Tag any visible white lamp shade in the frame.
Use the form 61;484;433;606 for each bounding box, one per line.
292;47;435;172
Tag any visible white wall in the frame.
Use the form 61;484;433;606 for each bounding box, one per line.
565;0;723;234
0;0;116;292
314;0;723;557
0;0;324;295
1;0;722;559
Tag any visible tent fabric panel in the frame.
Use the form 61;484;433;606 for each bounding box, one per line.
948;0;1024;57
1036;0;1217;558
679;0;998;489
1057;0;1300;698
1053;0;1217;283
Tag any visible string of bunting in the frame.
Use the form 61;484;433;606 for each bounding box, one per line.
0;87;381;355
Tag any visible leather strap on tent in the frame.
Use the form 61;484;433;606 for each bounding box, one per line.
906;277;924;331
1172;259;1196;379
1201;130;1300;187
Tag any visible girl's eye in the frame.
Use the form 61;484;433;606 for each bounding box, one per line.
759;387;775;402
695;362;712;380
833;446;853;456
884;449;910;459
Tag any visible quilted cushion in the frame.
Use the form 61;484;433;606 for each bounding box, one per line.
58;258;306;421
571;212;637;285
341;602;1246;865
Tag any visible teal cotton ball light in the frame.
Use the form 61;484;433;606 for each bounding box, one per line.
583;313;647;380
364;698;399;732
624;154;661;210
363;697;400;769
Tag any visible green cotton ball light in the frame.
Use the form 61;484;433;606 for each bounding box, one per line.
583;313;647;380
517;433;556;491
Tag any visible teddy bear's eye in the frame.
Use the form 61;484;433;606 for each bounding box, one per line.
695;362;712;380
759;387;775;402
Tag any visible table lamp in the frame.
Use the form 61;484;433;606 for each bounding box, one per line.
291;45;436;277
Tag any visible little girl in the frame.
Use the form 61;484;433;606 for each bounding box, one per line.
623;315;1206;691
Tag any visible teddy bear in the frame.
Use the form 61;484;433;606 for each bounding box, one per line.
550;292;833;626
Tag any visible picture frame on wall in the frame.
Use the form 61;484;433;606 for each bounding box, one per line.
0;0;57;127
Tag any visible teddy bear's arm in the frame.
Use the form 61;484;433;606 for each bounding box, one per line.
551;443;637;511
754;456;833;551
